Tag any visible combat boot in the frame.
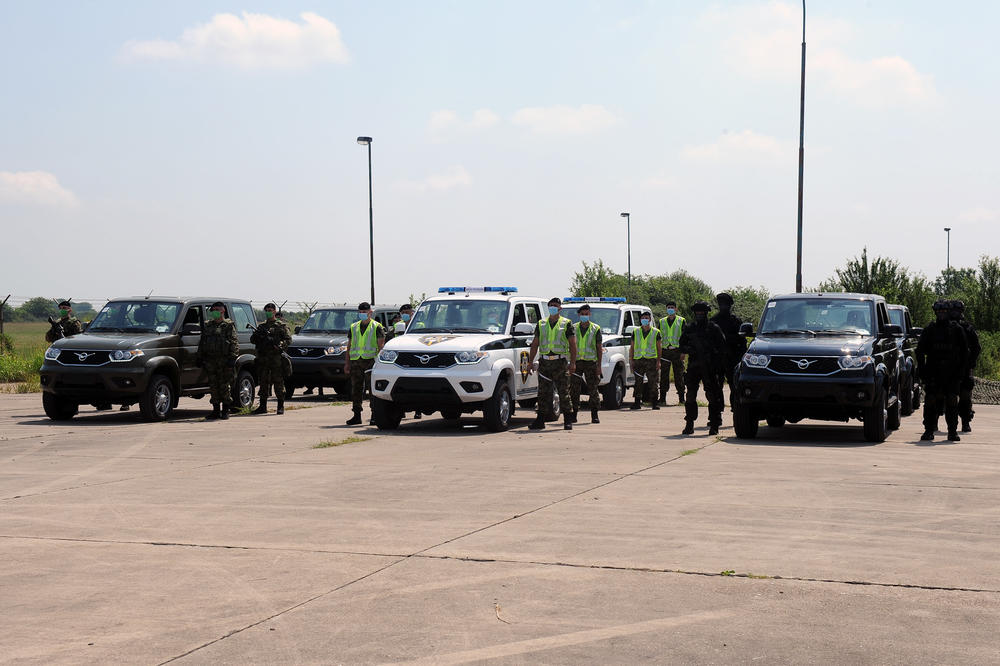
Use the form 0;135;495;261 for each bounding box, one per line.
276;400;284;415
206;405;220;420
630;398;641;410
708;424;719;436
563;414;573;431
413;411;422;420
682;421;694;435
961;419;972;433
591;408;600;424
651;401;660;410
920;430;934;441
947;430;961;442
528;416;545;430
677;392;685;404
657;398;667;407
219;407;230;420
253;398;268;415
346;409;362;426
569;410;578;424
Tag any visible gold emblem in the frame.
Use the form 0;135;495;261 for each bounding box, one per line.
519;351;529;381
418;334;459;346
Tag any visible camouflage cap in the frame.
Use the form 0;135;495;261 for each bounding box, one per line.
264;302;277;310
210;301;226;310
58;300;72;308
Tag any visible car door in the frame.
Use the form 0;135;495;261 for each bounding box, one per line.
875;302;900;383
178;304;207;388
230;302;256;355
510;301;540;398
621;310;636;385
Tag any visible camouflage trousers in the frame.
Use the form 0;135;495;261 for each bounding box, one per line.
537;358;570;419
257;352;285;401
349;358;375;412
206;361;234;408
570;360;601;413
632;358;659;404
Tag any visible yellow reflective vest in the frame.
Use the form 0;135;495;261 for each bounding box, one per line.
349;319;383;360
576;322;599;361
538;316;571;355
632;326;660;359
658;315;685;348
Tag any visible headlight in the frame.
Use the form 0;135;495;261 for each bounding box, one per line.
44;347;61;361
455;351;487;364
838;355;873;370
742;353;770;368
110;349;145;362
324;344;347;356
378;350;398;363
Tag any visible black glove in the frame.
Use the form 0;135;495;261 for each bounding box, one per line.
225;358;236;368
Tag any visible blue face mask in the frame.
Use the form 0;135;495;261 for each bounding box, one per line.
640;318;650;327
579;315;590;323
548;306;559;316
401;313;411;322
358;312;369;320
666;308;676;316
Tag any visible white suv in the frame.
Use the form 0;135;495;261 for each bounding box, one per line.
371;287;552;431
560;297;652;409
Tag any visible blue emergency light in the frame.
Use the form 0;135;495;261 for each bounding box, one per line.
438;286;518;293
563;296;626;303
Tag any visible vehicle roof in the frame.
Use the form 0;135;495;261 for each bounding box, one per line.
886;304;908;311
313;304;406;310
423;293;543;302
108;296;251;304
769;292;885;302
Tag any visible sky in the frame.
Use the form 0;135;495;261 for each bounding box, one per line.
2;0;998;309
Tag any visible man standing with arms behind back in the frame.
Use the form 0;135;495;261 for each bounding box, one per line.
344;302;385;426
658;300;686;406
251;302;292;415
629;312;661;411
199;301;239;421
680;301;726;435
710;292;747;411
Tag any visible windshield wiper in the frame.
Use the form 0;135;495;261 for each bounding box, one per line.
451;327;489;333
89;326;126;333
762;329;816;336
419;327;453;333
124;327;157;332
815;329;866;335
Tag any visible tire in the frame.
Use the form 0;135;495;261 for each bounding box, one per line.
887;393;901;431
601;370;625;410
232;370;256;411
765;416;786;428
733;403;758;439
863;389;889;443
484;381;513;432
912;383;921;410
372;396;402;430
440;407;462;420
139;375;174;422
42;392;78;421
899;373;913;416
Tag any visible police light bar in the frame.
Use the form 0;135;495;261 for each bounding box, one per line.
438;286;518;293
563;296;626;303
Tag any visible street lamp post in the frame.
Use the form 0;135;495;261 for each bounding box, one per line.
357;136;375;304
795;0;806;293
620;212;631;287
944;227;952;272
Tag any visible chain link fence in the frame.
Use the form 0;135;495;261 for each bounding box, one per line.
973;377;1000;405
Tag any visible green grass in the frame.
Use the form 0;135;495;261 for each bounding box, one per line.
314;435;371;448
0;323;49;390
680;449;699;456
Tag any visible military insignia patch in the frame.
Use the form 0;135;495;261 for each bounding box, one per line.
519;350;529;381
418;334;459;346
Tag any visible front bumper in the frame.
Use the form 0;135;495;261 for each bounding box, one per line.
40;363;149;401
736;366;877;418
371;361;497;407
288;357;348;387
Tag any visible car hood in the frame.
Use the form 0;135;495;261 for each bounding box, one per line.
49;332;169;350
290;333;348;347
384;332;512;352
750;334;873;356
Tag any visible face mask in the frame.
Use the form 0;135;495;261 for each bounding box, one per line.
60;309;71;317
640;318;650;327
401;313;411;322
265;311;275;319
666;309;676;316
358;312;369;320
548;306;559;316
209;310;222;320
695;313;707;323
579;315;590;323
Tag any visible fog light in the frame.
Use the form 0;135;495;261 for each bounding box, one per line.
460;381;484;393
856;391;867;399
375;380;389;391
40;375;50;386
743;387;752;396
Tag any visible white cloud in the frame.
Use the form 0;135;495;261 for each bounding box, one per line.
681;130;789;165
0;171;78;207
428;108;499;133
122;12;349;68
511;104;620;134
396;166;473;193
703;2;936;107
958;207;999;223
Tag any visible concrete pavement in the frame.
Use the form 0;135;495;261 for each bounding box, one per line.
2;393;998;664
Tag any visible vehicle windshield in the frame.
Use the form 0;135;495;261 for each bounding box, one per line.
300;309;355;334
888;308;904;328
562;307;621;334
409;300;510;333
759;298;875;335
89;301;182;333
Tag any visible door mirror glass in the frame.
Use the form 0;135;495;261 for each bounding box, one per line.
911;326;923;337
182;323;201;335
624;325;637;336
294;326;301;334
882;324;903;337
739;322;754;337
513;322;534;336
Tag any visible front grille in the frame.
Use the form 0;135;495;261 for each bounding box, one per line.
768;356;840;375
391;377;460;404
291;347;327;359
395;352;456;368
57;350;110;366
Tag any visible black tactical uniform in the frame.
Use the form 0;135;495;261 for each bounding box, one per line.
709;292;747;410
950;300;980;432
679;301;727;435
916;300;969;441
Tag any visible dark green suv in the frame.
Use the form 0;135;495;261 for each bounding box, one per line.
39;297;259;421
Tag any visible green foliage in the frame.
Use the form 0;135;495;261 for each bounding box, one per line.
569;259;633;300
15;296;61;321
645;270;714;319
723;285;770;327
968;256;1000;332
934;267;977;298
976;331;1000;380
819;248;935;325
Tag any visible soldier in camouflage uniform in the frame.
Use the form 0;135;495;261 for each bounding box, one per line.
527;297;577;431
629;313;662;411
344;302;385;426
198;301;239;420
45;300;83;342
251;302;292;415
569;303;603;424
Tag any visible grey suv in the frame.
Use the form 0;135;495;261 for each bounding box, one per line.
39;297;259;421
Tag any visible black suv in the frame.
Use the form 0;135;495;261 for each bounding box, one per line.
733;293;902;442
286;305;401;397
39;297;259;421
887;304;922;417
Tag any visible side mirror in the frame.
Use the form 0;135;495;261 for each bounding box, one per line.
513;322;534;336
739;322;755;337
245;323;253;330
294;326;301;334
911;327;923;337
624;325;637;335
182;323;201;335
394;322;406;334
882;324;903;337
